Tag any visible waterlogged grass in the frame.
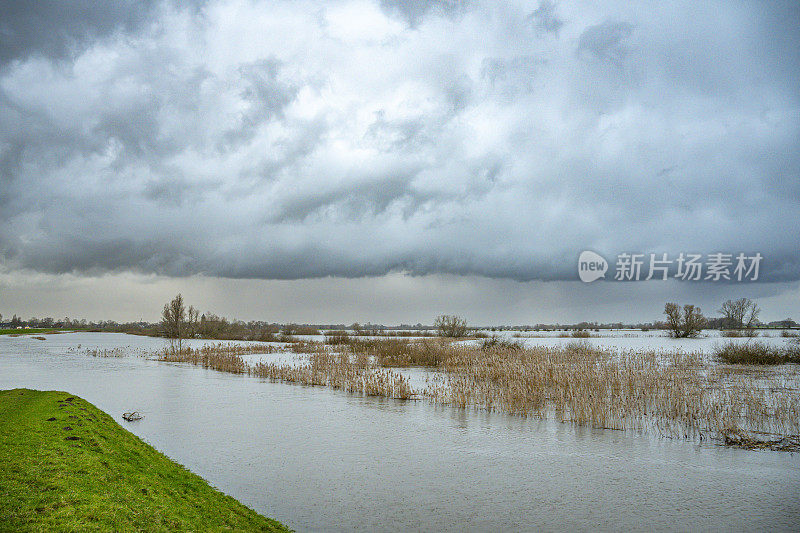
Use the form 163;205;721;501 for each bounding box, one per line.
146;340;800;448
714;340;800;365
0;328;64;336
0;389;288;532
425;343;800;444
252;350;414;399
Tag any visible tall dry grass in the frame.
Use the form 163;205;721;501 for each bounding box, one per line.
157;343;278;373
149;338;799;446
423;342;800;442
251;349;414;399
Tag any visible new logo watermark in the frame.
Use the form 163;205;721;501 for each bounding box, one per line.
578;251;608;282
578;251;762;283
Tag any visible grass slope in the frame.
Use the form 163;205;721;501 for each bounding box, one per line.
0;389;288;532
0;329;63;336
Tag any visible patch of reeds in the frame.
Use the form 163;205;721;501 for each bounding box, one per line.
83;347;128;357
144;337;799;447
251;349;414;399
714;341;800;365
157;343;277;373
348;338;454;367
423;343;800;442
481;336;523;351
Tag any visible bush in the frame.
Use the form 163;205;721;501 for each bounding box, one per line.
435;315;468;337
481;336;523;351
714;341;798;365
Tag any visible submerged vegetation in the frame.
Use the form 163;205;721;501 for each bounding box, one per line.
714;340;800;365
142;337;800;449
0;389;287;532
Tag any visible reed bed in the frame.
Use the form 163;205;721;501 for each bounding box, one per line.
68;346;129;357
714;341;800;365
144;338;799;447
422;343;800;443
157;343;278;373
154;341;413;399
325;335;454;367
251;350;414;400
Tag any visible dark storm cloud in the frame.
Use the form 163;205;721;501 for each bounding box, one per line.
0;1;165;68
529;1;563;36
577;20;634;62
378;0;471;27
1;0;799;284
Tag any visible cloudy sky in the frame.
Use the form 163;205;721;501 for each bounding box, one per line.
1;0;798;324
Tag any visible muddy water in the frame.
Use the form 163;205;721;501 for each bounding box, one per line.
1;332;798;532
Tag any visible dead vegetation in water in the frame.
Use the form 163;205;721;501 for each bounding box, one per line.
153;341;414;399
325;334;454;367
422;342;800;445
251;350;414;400
714;340;800;365
142;337;799;448
157;343;279;373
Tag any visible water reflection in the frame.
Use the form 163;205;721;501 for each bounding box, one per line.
1;333;798;532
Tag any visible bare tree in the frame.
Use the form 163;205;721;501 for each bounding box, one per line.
162;294;187;353
186;305;200;338
719;298;760;330
435;314;468;337
681;304;706;338
664;303;706;338
664;303;682;337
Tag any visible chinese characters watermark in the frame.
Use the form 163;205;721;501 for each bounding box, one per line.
578;252;762;283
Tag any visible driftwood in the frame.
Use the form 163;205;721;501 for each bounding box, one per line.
122;411;143;421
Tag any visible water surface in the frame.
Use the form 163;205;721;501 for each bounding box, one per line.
1;333;798;531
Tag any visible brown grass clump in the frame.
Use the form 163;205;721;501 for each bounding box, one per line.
714;341;800;365
423;343;800;442
158;343;277;374
145;338;799;447
84;347;128;357
154;341;413;400
251;349;414;399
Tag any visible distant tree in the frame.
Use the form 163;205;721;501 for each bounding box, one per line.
161;294;187;353
719;298;760;330
435;314;468;337
664;303;682;337
186;305;200;338
664;303;706;338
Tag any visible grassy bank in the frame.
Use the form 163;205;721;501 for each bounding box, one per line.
0;389;288;532
0;329;66;336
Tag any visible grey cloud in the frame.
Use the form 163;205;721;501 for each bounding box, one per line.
577;20;634;63
378;0;471;28
529;1;563;36
0;0;165;68
0;0;798;285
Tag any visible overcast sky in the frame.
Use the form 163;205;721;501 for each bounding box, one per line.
1;0;798;324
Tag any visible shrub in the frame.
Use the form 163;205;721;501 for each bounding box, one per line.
714;341;791;365
434;315;468;337
481;336;523;351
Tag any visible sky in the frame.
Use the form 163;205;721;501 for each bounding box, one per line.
0;0;798;325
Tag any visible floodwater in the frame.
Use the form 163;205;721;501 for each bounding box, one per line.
1;332;798;532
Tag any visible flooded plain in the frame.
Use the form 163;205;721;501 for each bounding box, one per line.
1;332;798;531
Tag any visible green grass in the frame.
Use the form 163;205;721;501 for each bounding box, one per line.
0;329;64;336
0;389;289;532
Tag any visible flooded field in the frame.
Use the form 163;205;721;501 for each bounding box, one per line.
1;332;799;531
